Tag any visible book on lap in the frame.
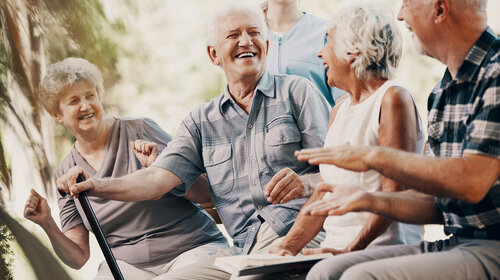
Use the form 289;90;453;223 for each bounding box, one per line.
214;253;332;276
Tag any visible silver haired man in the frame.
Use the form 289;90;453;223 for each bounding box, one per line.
57;2;331;279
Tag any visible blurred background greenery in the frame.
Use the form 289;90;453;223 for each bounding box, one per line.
0;0;498;279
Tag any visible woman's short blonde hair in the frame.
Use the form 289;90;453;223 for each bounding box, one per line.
327;0;402;80
38;57;104;116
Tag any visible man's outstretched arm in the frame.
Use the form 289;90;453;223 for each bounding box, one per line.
303;184;443;225
57;165;182;201
296;146;500;204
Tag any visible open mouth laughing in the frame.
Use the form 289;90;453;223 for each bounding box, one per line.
79;113;94;120
235;52;257;59
323;62;329;71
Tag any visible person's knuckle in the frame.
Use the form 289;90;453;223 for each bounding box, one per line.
277;192;285;200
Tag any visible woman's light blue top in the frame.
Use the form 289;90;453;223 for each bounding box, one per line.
266;13;345;106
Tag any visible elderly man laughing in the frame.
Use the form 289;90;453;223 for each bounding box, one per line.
57;2;330;279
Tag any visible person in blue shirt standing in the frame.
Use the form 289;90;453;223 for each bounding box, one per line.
262;0;345;106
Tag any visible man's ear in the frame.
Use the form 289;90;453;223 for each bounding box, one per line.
207;46;220;65
433;0;449;23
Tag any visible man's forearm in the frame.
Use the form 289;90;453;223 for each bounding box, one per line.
367;147;499;203
369;190;443;224
94;167;182;201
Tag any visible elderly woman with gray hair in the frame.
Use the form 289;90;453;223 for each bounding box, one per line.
268;0;425;275
23;57;227;279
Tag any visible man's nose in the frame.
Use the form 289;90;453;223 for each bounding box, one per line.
239;32;253;47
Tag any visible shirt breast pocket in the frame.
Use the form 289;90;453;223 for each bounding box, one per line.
203;144;234;196
265;115;302;171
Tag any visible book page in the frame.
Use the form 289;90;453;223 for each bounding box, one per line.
214;253;332;274
241;253;332;268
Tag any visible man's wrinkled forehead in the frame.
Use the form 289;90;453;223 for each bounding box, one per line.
406;0;433;5
217;11;263;33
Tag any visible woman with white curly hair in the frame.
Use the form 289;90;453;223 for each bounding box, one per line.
23;57;227;279
269;0;425;274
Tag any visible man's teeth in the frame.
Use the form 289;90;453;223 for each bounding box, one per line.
80;114;94;120
237;52;255;58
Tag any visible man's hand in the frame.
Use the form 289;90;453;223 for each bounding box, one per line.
56;166;97;198
24;189;52;226
265;168;306;204
268;244;299;256
131;140;158;167
295;145;375;172
302;183;372;216
302;247;348;256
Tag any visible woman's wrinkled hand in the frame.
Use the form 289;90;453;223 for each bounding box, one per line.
131;140;158;167
24;188;52;226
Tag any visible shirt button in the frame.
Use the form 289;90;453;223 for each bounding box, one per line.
257;205;263;210
252;227;256;232
248;123;253;129
282;136;288;141
252;181;257;186
249;153;253;157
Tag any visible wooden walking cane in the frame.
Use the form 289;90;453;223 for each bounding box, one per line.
60;174;125;280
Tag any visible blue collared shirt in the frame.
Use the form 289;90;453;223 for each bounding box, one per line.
266;13;346;106
429;28;500;240
153;71;330;254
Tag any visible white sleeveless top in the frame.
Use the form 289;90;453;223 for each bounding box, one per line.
320;80;424;249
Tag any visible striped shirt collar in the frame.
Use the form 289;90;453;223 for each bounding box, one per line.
220;70;274;108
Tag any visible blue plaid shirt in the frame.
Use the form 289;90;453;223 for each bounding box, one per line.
429;28;500;240
154;71;331;253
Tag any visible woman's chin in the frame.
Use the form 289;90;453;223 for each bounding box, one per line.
76;121;99;133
